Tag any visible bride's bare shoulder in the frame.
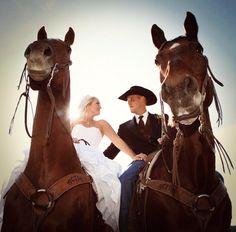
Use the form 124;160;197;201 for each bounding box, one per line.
96;119;109;126
94;119;108;131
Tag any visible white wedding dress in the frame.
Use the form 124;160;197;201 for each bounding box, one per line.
0;149;29;230
71;124;122;232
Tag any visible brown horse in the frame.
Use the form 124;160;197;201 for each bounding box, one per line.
129;12;233;232
1;27;100;232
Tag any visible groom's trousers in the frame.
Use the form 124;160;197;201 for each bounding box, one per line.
119;160;145;232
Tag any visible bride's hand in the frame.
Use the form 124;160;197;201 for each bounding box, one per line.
133;153;147;161
72;137;80;143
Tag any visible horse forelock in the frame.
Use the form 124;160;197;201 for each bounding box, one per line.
159;36;203;53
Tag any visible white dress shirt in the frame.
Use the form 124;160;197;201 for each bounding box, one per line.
135;111;148;125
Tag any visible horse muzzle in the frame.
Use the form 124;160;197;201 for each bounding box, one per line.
161;75;205;124
25;41;54;81
27;68;52;81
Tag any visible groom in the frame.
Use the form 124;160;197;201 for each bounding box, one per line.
104;85;164;232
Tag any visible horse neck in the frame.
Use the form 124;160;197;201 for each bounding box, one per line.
177;109;217;193
25;86;83;187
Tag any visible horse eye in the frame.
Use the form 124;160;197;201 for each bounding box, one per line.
24;45;32;57
193;43;203;54
155;55;161;66
196;47;202;53
67;46;71;54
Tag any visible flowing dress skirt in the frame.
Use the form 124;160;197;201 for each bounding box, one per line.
74;143;122;231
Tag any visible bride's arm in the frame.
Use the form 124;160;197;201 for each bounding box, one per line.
99;120;146;161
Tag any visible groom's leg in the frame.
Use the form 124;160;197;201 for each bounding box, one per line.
119;160;145;232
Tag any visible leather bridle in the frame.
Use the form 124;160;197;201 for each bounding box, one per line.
157;38;233;175
9;59;72;140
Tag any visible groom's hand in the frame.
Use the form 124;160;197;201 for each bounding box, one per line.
134;153;147;161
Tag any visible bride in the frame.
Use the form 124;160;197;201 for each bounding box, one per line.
71;95;146;232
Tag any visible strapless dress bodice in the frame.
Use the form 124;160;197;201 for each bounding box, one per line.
71;124;103;147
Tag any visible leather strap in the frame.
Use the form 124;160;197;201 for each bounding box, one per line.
48;173;91;200
15;172;92;202
15;172;36;199
141;178;227;210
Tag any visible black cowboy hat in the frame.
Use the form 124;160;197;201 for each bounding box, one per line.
118;86;157;105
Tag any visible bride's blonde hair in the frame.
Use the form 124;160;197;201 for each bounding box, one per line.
77;95;98;120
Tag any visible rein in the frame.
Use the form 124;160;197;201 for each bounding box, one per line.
199;114;234;174
45;62;72;143
205;58;223;126
9;61;72;140
9;64;34;138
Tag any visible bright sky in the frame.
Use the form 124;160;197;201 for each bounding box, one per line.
0;0;235;224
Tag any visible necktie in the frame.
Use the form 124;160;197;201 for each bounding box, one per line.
138;115;145;131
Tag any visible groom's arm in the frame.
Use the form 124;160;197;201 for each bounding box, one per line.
103;123;125;159
103;142;120;160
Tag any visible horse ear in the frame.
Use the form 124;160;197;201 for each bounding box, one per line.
184;11;198;40
151;24;167;49
64;27;75;46
37;26;47;41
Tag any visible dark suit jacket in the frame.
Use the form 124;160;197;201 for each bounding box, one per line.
103;113;163;159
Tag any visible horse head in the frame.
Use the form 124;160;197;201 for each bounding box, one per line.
21;27;76;140
24;27;74;95
151;12;217;125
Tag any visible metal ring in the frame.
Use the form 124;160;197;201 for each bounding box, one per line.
30;189;54;209
193;194;215;212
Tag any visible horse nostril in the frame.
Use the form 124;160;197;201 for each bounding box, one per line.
185;76;191;89
182;76;198;97
44;46;52;57
185;76;195;91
